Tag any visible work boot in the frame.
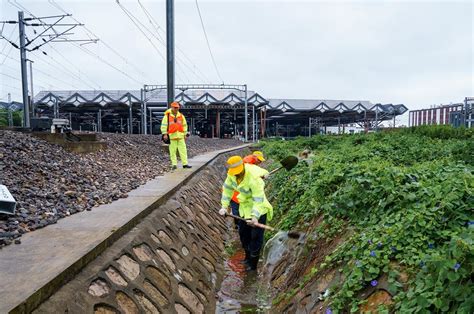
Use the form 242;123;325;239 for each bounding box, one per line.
242;250;251;266
171;165;177;170
183;165;192;169
245;255;259;271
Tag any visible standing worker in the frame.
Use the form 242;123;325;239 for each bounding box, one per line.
219;156;273;271
161;102;192;170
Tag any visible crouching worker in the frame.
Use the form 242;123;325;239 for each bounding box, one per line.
230;151;267;229
219;156;273;271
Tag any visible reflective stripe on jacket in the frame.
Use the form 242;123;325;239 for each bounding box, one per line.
160;109;188;140
231;155;264;204
221;164;272;220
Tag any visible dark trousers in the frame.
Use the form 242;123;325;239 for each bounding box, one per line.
230;200;240;227
238;214;267;258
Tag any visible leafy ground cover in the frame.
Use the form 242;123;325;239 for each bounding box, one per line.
262;126;473;313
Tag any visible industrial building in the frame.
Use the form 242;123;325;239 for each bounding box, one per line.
28;84;408;139
409;97;474;128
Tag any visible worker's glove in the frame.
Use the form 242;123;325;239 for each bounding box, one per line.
247;217;258;226
218;207;227;216
262;173;270;180
162;134;169;140
186;132;190;138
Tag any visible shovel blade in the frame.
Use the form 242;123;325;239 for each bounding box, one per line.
280;155;298;171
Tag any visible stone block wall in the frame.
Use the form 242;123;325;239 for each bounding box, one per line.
34;154;236;313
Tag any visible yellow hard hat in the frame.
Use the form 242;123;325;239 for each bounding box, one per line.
252;151;265;162
226;156;244;176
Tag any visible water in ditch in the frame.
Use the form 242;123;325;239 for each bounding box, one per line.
216;229;299;313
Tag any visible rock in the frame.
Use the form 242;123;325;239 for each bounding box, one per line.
360;290;393;313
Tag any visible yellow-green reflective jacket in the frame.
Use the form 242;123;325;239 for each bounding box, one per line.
160;109;188;140
221;164;273;221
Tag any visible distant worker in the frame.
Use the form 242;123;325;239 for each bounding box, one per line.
230;151;267;228
161;101;192;170
219;156;273;271
242;150;265;165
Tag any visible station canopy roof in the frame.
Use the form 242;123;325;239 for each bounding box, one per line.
34;89;263;109
0;101;23;111
265;98;408;121
33;89;407;124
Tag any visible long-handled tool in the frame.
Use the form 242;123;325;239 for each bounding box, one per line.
267;155;299;176
225;213;301;239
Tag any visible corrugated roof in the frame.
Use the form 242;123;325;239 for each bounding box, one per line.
34;89;257;105
0;101;23;111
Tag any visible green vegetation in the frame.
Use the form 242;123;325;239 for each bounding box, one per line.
262;126;473;313
0;109;22;126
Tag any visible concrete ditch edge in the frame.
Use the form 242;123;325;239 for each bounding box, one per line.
4;144;249;314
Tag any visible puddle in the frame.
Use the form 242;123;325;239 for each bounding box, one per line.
216;230;301;313
216;234;271;313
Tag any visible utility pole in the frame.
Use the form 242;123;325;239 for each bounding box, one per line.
7;93;13;127
18;11;30;128
166;0;175;106
2;10;97;127
28;60;34;117
244;84;248;142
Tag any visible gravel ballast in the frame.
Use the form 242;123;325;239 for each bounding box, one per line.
0;131;241;248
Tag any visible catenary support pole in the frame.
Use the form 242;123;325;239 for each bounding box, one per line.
18;11;30;128
375;105;379;132
252;104;255;142
166;0;175;106
98;109;102;132
149;108;153;135
128;95;133;134
140;89;144;134
244;84;248;142
309;117;311;137
28;60;34;117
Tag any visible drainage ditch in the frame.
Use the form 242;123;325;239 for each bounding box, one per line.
32;149;308;313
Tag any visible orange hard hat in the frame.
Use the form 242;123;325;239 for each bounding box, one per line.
170;101;180;108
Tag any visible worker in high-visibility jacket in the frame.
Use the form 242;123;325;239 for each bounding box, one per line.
242;150;265;165
219;155;273;271
161;102;192;170
230;151;267;228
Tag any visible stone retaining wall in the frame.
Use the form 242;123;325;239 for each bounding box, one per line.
34;152;241;313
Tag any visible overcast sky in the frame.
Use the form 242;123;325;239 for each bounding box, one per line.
1;0;473;124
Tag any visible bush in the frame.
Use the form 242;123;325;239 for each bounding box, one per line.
263;126;473;312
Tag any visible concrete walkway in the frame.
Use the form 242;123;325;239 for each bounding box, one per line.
0;144;248;313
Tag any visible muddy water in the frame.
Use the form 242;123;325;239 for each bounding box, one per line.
216;231;271;313
216;230;298;313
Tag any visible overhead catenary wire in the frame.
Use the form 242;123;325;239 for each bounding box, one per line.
194;0;224;83
9;1;103;89
137;0;210;83
1;72;21;81
116;0;203;83
1;57;68;90
9;0;144;87
115;0;189;83
7;0;103;88
46;45;102;89
0;27;17;54
49;0;153;82
34;50;100;89
72;41;144;85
